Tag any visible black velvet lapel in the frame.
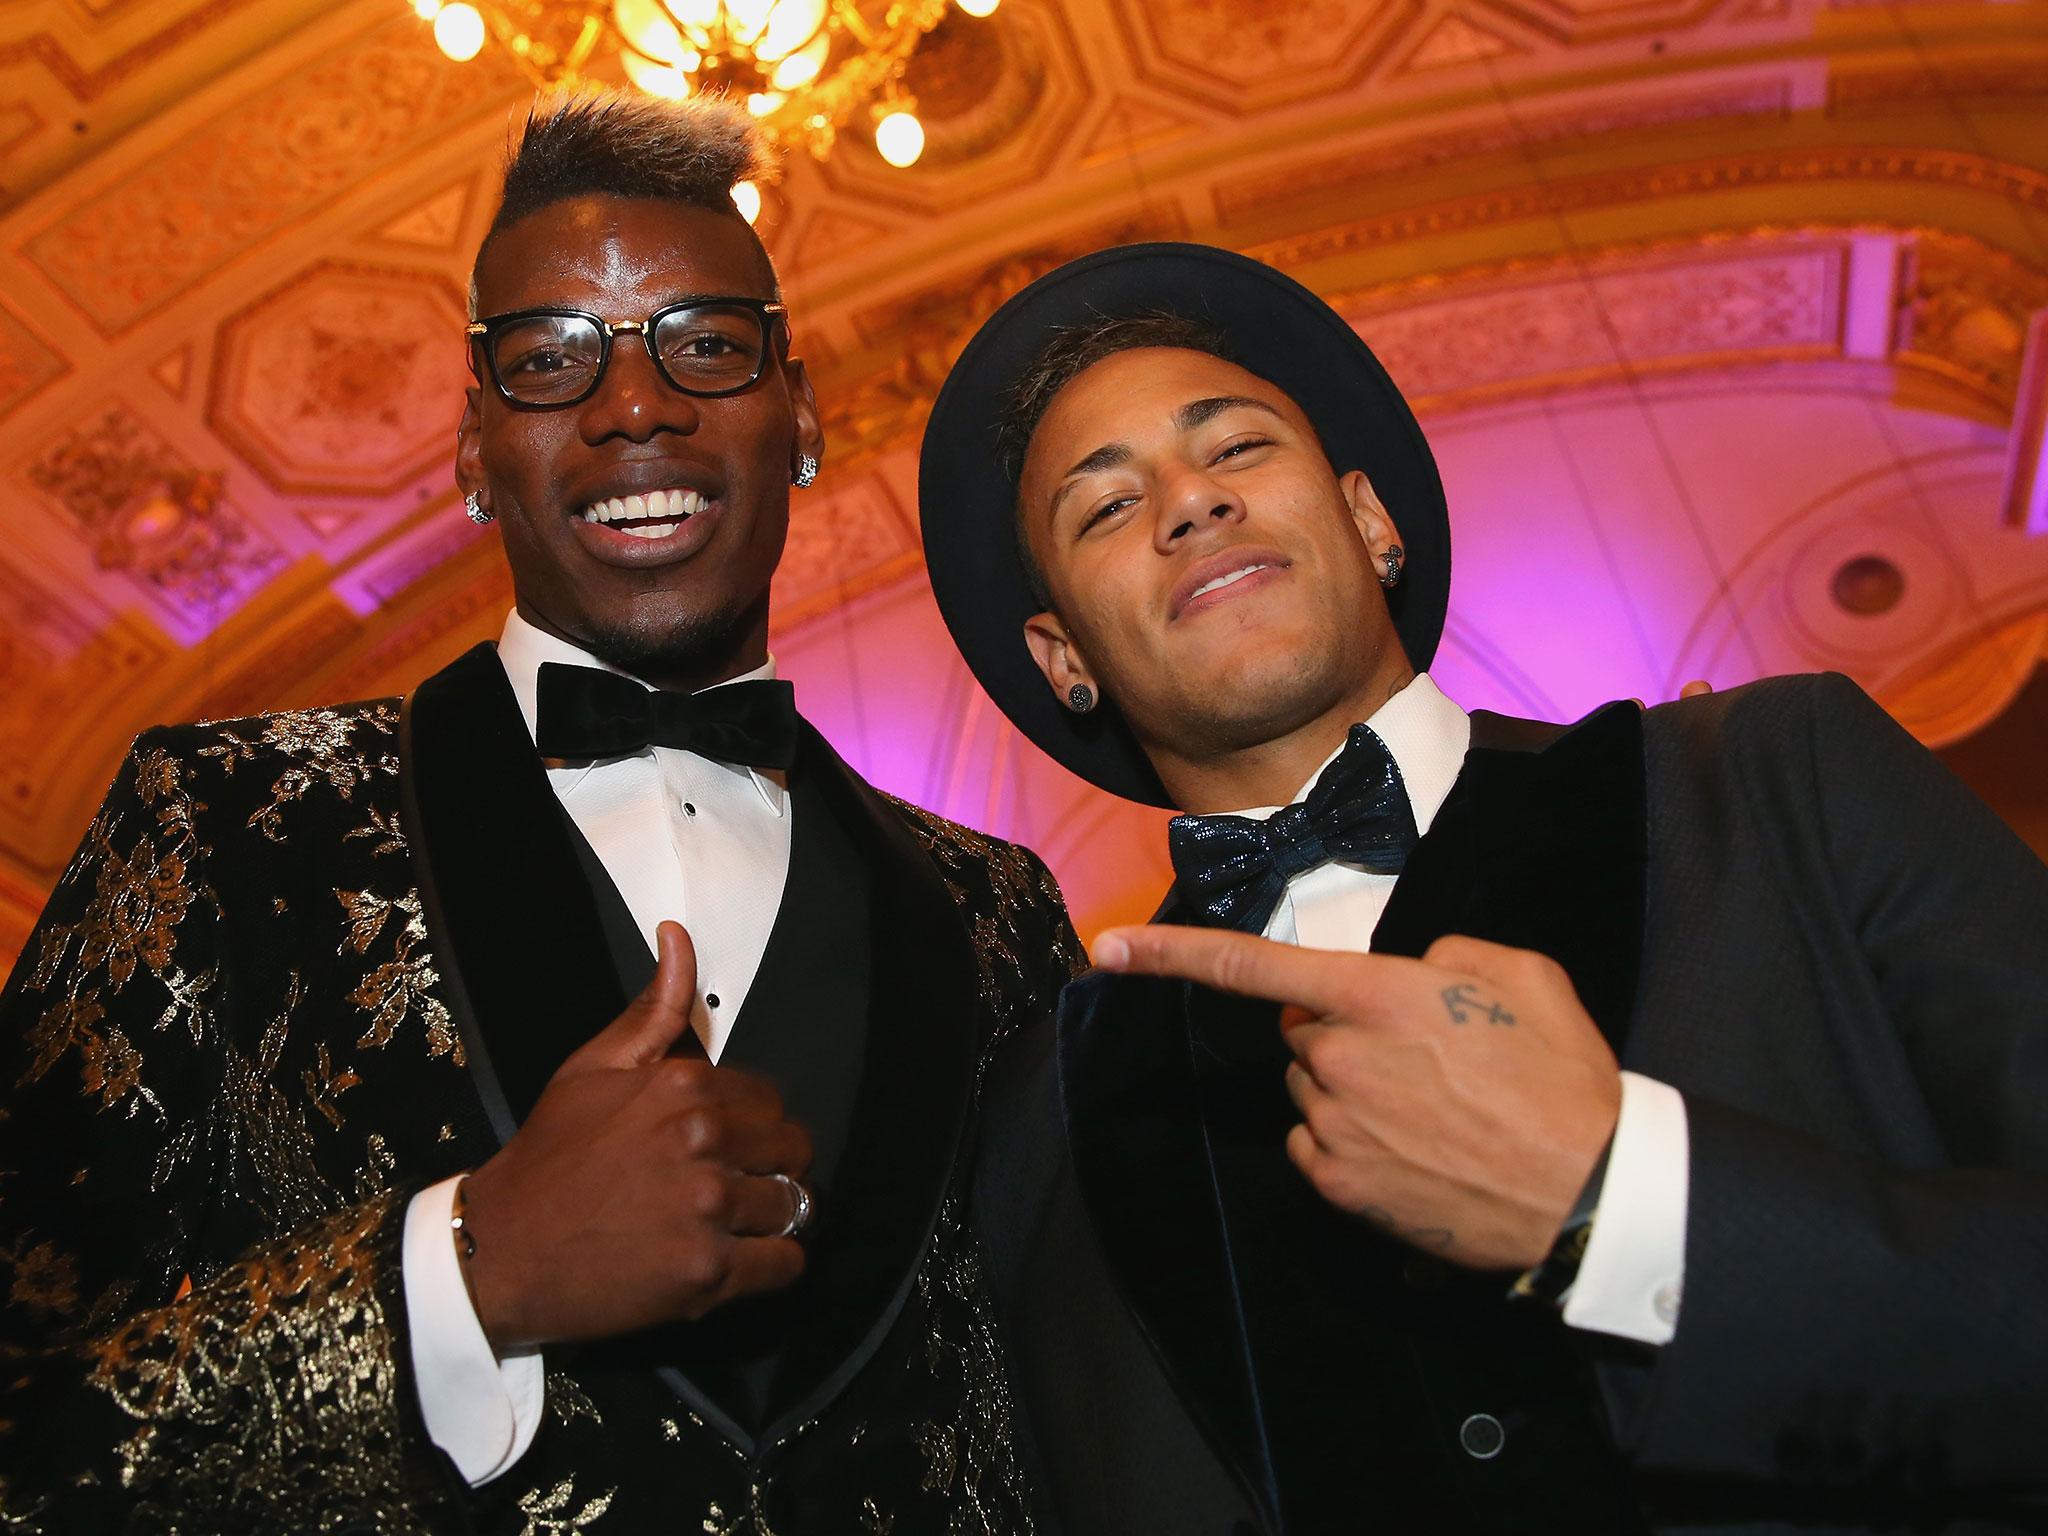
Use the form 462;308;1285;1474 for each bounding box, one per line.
1055;699;1650;1531
1055;968;1286;1530
754;726;982;1442
401;643;630;1144
716;755;869;1201
1373;700;1649;1048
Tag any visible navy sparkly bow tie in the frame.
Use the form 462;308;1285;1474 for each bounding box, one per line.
1167;723;1420;932
534;662;800;770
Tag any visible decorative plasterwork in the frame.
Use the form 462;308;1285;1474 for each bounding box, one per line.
813;0;1092;215
0;555;169;869
1209;79;1794;227
17;18;519;332
1106;0;1422;114
1243;147;2048;272
1346;240;1845;408
770;472;923;634
0;298;69;421
206;261;470;497
22;401;281;627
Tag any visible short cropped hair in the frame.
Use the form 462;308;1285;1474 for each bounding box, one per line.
999;310;1236;607
470;90;776;317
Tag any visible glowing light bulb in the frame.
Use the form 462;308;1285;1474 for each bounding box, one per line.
412;0;442;19
622;51;694;97
873;109;925;167
731;180;763;224
755;0;826;61
614;0;687;61
433;1;486;60
726;0;777;44
770;31;828;89
955;0;1000;15
747;91;784;116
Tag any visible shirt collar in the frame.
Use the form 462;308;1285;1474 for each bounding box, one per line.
495;608;785;814
1228;672;1471;837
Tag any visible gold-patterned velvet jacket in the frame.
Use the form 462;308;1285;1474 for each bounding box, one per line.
0;643;1083;1536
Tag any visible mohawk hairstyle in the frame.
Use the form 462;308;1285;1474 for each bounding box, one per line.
471;89;777;317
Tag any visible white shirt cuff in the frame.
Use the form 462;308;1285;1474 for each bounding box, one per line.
401;1177;546;1485
1560;1072;1689;1346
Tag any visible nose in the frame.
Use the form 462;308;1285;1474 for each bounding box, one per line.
578;333;701;446
1151;460;1246;555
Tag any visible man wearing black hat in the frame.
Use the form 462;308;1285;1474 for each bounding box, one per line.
922;243;2048;1535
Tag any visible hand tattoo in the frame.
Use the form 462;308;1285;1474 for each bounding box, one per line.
1360;1204;1456;1251
1440;982;1515;1027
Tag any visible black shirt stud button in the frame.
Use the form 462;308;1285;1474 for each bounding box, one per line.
1459;1413;1506;1461
706;994;720;1009
683;802;697;816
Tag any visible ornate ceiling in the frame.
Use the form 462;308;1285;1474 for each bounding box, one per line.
2;0;2046;965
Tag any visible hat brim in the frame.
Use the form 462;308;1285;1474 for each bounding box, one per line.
917;242;1450;808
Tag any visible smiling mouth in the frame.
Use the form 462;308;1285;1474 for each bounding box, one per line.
579;487;708;541
1187;564;1270;602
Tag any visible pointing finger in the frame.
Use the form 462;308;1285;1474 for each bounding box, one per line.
1093;924;1411;1017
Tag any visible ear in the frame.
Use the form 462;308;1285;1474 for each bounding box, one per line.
784;356;824;474
1339;468;1403;562
1022;609;1097;705
456;385;486;504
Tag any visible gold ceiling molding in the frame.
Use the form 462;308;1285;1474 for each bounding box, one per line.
15;18;522;335
1241;146;2048;273
0;296;71;423
1321;226;2048;417
204;260;470;498
1828;54;2048;116
1208;77;1794;228
0;0;264;104
1104;0;1424;116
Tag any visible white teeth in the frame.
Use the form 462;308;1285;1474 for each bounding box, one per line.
579;489;707;526
619;521;679;540
1189;564;1267;602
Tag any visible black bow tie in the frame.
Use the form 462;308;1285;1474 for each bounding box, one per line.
533;662;801;770
1167;723;1420;933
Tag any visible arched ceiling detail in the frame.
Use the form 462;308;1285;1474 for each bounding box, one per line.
0;0;2044;961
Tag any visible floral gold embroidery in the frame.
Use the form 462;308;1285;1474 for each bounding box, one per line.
336;890;460;1061
76;837;192;990
302;1043;361;1131
200;704;400;842
85;1194;428;1533
517;1476;617;1534
3;1237;81;1319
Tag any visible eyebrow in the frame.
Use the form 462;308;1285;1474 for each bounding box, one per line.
1048;395;1285;518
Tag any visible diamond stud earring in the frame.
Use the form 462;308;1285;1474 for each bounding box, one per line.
793;453;819;489
464;492;494;526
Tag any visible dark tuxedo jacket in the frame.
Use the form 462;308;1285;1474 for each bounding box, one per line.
977;673;2048;1536
0;643;1081;1535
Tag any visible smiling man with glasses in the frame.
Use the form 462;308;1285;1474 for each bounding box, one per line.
0;92;1077;1536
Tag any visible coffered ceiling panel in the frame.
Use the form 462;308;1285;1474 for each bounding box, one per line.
0;0;2044;961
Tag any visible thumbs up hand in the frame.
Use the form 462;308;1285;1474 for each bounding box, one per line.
460;922;813;1351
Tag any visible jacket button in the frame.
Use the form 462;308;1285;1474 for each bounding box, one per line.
1459;1412;1506;1460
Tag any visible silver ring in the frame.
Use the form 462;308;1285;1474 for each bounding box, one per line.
770;1173;814;1238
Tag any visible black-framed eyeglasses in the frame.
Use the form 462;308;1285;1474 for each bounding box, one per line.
465;297;788;409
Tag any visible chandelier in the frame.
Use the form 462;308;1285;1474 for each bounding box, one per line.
412;0;999;174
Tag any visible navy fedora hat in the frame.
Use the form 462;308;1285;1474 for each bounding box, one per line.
918;241;1450;807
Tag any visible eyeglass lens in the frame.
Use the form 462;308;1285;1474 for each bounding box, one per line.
489;304;769;404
